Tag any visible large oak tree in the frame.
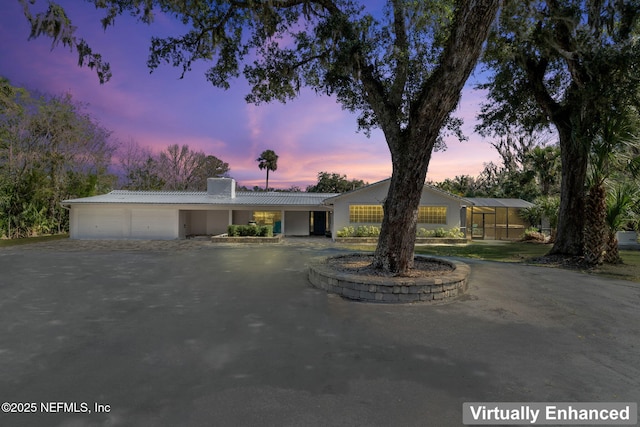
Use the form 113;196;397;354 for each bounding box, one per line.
477;0;640;257
21;0;500;274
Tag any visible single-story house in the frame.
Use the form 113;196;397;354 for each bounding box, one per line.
323;179;534;240
62;177;534;240
62;178;337;240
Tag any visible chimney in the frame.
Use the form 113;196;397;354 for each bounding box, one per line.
207;178;236;198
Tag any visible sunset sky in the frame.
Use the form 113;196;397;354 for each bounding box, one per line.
1;1;500;189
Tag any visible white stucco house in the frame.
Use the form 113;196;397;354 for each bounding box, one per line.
62;178;337;240
324;178;468;237
325;179;534;239
62;177;533;240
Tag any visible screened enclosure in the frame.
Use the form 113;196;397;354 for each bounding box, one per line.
465;198;534;240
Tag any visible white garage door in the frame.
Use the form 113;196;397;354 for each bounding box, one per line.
76;208;126;239
131;209;177;239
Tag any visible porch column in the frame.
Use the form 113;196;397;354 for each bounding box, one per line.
280;209;285;235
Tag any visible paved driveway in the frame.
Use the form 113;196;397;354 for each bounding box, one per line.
0;239;638;426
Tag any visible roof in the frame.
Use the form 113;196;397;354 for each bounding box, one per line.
465;198;534;208
323;178;468;204
62;190;339;207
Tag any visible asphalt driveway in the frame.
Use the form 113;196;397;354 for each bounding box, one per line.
0;239;638;426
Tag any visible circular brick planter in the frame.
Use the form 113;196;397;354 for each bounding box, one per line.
308;254;470;303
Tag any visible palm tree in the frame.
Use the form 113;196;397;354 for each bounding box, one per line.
584;114;637;265
256;149;278;191
604;182;638;264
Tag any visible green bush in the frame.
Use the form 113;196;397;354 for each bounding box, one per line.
417;227;464;238
433;227;447;237
258;225;273;237
337;225;463;238
522;227;545;242
227;224;273;237
240;225;257;236
354;225;380;237
336;226;355;237
417;228;435;237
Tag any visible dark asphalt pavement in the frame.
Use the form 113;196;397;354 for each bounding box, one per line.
0;240;638;426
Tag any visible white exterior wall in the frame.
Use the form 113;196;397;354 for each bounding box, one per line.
187;211;208;235
131;208;178;239
331;183;388;238
284;211;309;236
72;206;128;239
331;182;464;237
71;205;179;240
417;189;463;230
207;210;229;235
233;210;253;225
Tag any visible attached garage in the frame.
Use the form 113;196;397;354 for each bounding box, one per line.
131;208;178;240
63;178;337;240
74;207;128;239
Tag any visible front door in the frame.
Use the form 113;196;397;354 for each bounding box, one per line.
312;211;327;236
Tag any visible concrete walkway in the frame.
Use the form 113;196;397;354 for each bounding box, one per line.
0;239;638;426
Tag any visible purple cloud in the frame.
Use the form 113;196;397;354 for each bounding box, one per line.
1;1;500;189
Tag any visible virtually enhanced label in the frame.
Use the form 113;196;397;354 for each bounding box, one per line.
462;402;637;425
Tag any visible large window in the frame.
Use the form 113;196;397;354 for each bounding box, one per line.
349;205;447;224
417;206;447;224
349;205;383;223
253;211;281;226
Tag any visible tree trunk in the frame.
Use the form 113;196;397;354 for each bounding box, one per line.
549;122;589;256
373;142;432;275
604;231;622;264
369;0;500;275
583;183;607;265
265;169;269;191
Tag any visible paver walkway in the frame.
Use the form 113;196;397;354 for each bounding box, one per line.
0;238;638;426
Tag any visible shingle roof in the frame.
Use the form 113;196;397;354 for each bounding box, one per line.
62;190;339;207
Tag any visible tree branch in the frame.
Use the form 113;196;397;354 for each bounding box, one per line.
410;0;501;140
389;0;409;111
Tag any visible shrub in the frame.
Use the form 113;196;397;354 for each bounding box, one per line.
433;227;447;237
417;227;464;238
445;227;464;238
338;225;464;238
227;224;273;237
354;225;380;237
417;228;435;237
239;225;257;236
522;227;545;242
258;225;273;237
336;226;355;237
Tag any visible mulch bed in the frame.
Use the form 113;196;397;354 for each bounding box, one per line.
326;254;454;278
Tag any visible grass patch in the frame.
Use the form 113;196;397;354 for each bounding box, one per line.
345;240;640;283
594;251;640;283
344;241;550;261
414;241;550;262
0;234;69;247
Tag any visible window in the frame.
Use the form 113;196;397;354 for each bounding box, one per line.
418;206;447;224
349;205;447;224
253;211;281;226
349;205;384;223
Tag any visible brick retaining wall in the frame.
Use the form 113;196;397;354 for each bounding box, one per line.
308;255;470;303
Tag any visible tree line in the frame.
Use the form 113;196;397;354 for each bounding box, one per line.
0;78;233;238
0;78;369;238
1;77;115;238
